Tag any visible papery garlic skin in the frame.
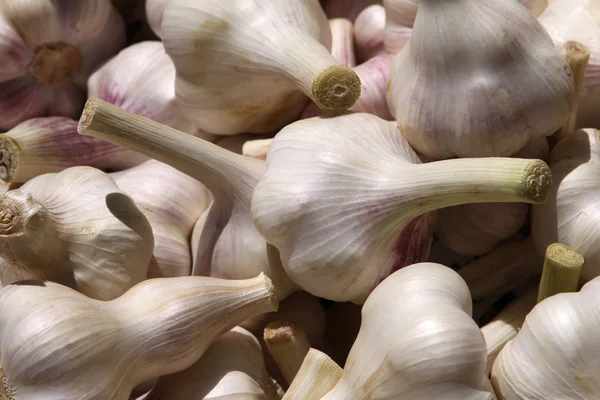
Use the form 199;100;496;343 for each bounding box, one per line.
0;274;278;399
491;276;600;399
146;327;280;400
387;0;574;159
330;19;356;68
322;263;496;400
0;0;125;129
146;0;166;38
354;5;386;62
0;117;147;184
383;0;417;54
88;41;197;134
162;0;360;135
532;128;600;281
0;166;154;300
111;160;212;278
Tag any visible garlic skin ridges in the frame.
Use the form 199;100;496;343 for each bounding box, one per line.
161;0;360;135
354;5;386;62
0;274;278;399
0;166;154;300
251;112;552;303
0;0;126;130
282;348;343;400
0;117;147;184
111;160;212;278
88;41;197;134
321;263;496;400
386;0;575;159
145;327;281;400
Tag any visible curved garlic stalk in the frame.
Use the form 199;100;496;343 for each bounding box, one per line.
330;19;356;68
320;263;496;399
264;321;311;385
532;129;600;281
252;112;552;303
283;348;343;400
0;274;278;399
88;41;197;135
0;0;125;130
386;0;574;159
79;98;298;300
354;5;386;62
323;0;382;22
0;166;154;300
111;160;212;278
145;0;166;38
0;117;147;184
145;327;281;400
162;0;360;135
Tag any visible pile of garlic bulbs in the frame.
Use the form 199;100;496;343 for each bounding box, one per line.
0;0;598;398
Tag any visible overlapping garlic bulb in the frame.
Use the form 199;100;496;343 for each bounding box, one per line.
386;0;574;159
354;5;386;62
146;0;166;38
111;160;212;278
0;274;278;399
252;112;552;303
161;0;360;135
0;166;154;300
0;116;147;185
0;0;125;129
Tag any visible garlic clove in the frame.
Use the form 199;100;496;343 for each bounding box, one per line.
252;112;552;303
145;326;281;400
386;0;575;159
145;0;166;38
264;321;311;385
354;4;386;62
323;0;382;22
0;166;155;300
0;117;147;184
88;41;198;135
162;0;360;135
283;348;343;400
330;18;357;68
111;160;212;278
383;0;417;54
0;274;278;399
79;98;298;300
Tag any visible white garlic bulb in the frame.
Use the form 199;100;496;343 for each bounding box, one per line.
111;160;212;278
532;128;600;281
251;112;552;303
354;4;386;62
0;116;147;184
0;166;154;300
88;41;197;135
0;274;278;399
161;0;361;135
320;263;496;399
0;0;125;130
79;98;298;300
145;327;281;400
145;0;166;38
387;0;574;159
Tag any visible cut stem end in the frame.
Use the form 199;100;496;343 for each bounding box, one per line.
0;137;19;184
537;243;584;303
520;160;552;203
264;320;310;384
312;65;361;111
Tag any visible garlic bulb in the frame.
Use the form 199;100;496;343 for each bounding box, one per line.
252;112;552;303
283;348;343;400
145;327;281;400
532;128;600;281
88;41;197;134
0;0;126;130
146;0;166;38
111;160;212;278
0;166;154;300
161;0;361;135
323;0;382;22
79;98;298;300
320;263;496;399
382;0;417;54
354;5;386;62
330;19;356;68
0;274;278;399
0;116;147;184
386;0;575;159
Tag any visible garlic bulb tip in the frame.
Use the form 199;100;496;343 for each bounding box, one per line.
312;66;361;111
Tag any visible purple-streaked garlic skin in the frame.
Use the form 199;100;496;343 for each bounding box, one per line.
0;1;126;130
330;18;357;68
354;4;386;62
0;116;147;184
323;0;383;22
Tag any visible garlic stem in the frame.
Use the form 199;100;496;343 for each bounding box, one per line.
264;321;311;385
537;243;584;303
78;98;261;201
242;139;273;161
330;18;356;67
282;348;343;400
459;237;543;300
311;65;362;111
481;290;536;375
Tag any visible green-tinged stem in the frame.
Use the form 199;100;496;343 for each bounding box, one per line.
282;348;343;400
78;98;263;201
537;243;583;303
264;321;310;385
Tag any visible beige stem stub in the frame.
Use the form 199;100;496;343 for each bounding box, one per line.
0;366;15;400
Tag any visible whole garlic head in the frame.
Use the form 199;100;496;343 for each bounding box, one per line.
0;0;126;129
386;0;574;159
321;263;496;400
